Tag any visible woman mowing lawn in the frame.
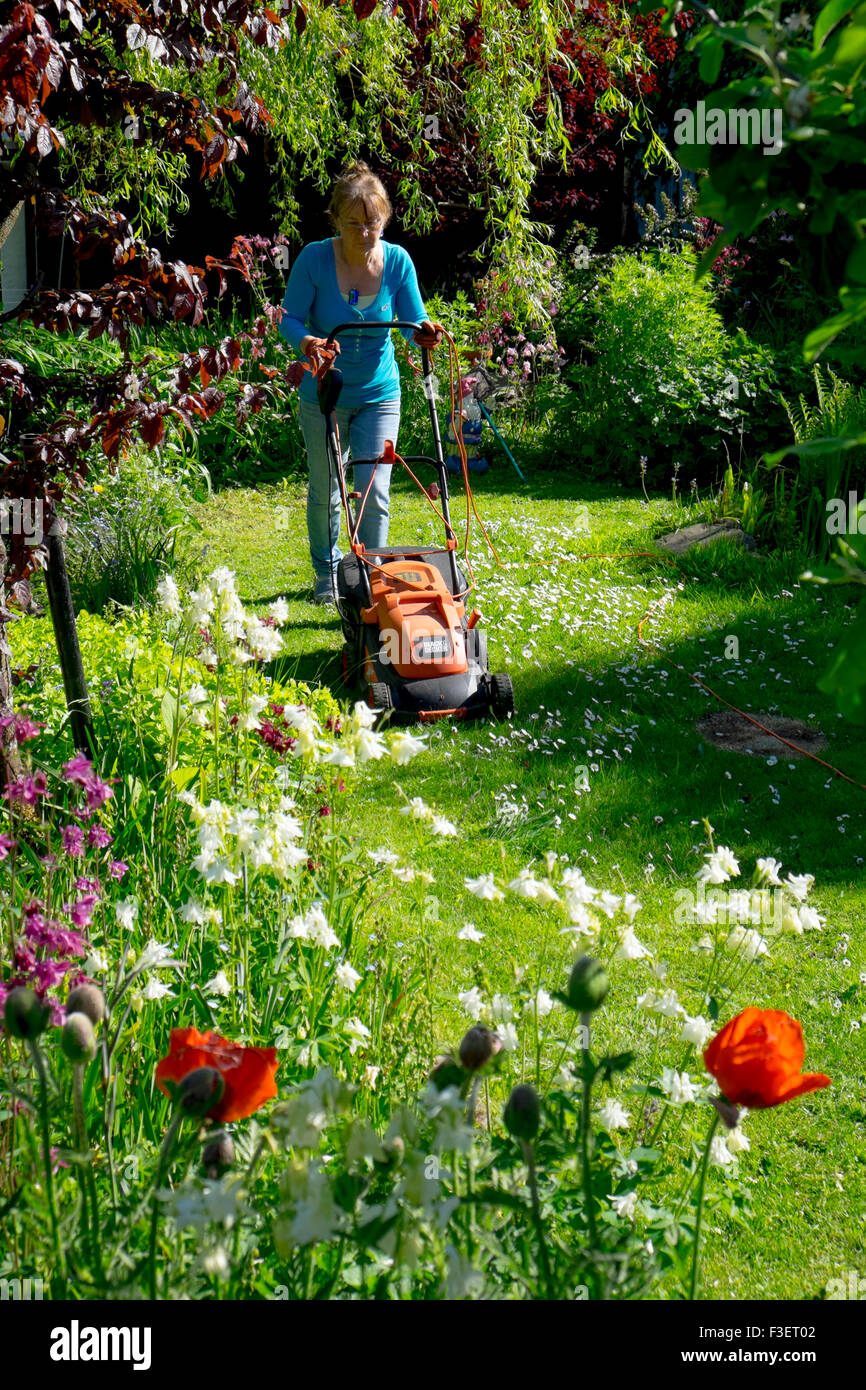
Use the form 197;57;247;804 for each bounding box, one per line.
279;161;444;605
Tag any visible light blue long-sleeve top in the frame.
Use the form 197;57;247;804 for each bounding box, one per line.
278;237;428;408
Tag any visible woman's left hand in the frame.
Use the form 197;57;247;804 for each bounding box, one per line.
413;320;445;349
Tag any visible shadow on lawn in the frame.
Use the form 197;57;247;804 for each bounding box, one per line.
494;589;866;887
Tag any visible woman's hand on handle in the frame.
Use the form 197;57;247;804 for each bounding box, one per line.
412;320;445;350
301;335;341;379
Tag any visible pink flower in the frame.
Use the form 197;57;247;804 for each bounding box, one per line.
3;772;48;805
0;714;42;742
62;754;94;785
61;825;86;857
108;860;129;880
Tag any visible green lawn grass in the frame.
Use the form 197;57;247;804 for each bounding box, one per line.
184;458;866;1300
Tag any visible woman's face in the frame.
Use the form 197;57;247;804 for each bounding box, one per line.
337;200;384;255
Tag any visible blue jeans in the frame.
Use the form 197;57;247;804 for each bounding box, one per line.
297;396;401;580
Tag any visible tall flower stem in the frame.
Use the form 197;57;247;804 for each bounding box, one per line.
28;1040;67;1296
688;1110;721;1301
521;1137;553;1300
72;1061;105;1285
147;1109;184;1300
579;1011;597;1247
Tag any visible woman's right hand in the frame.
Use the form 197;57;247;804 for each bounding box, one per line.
301;336;341;378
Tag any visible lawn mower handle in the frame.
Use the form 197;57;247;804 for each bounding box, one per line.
324;320;425;344
320;321;461;598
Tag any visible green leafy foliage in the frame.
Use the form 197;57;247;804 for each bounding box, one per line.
551;248;776;483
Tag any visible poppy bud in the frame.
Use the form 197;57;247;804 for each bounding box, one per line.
202;1130;235;1176
177;1066;225;1117
504;1083;540;1142
565;955;609;1013
458;1025;501;1072
66;984;106;1026
430;1056;463;1092
4;986;49;1040
62;1011;97;1063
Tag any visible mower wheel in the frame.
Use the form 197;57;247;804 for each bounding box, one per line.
367;682;394;713
489;673;514;720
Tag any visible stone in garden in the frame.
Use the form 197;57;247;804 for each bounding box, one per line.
695;712;827;758
655;520;756;554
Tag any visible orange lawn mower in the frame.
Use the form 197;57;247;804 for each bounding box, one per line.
317;320;514;723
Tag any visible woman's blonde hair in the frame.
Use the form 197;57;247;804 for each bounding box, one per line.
327;161;392;231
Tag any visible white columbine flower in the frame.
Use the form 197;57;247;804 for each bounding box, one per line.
115;897;138;929
622;893;642;922
616;928;651;961
710;1135;736;1166
680;1015;714;1049
188;585;215;625
355;728;387;762
335;961;361;993
637;987;683;1018
351;701;378;730
156;575;182;616
498;1022;519;1052
598;1099;631;1131
726;1126;751;1155
784;872;814;902
306;906;339;951
457;923;484;942
490;994;513;1023
141;978;175;1002
698;845;740;884
609;1191;639;1221
269;598;290;625
661;1068;697;1104
725;925;769;960
179;897;206;925
183;683;209;706
596;890;621;919
457;986;484;1021
508;869;544;898
367;847;399;867
322;744;355;768
431;816;458;837
400;797;432;820
209;565;237;595
756;857;783;886
464;873;504;902
389;732;427;765
524;988;554;1019
345;1017;372;1055
798;905;823;931
204;970;232;997
135;941;178;972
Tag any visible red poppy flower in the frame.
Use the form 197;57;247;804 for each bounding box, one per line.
703;1008;831;1110
156;1027;279;1122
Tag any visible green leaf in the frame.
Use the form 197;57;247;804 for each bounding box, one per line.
697;32;725;84
814;0;855;50
845;240;866;285
817;602;866;723
834;20;866;64
599;1050;635;1081
804;297;866;360
764;431;866;465
464;1187;531;1213
160;690;180;737
168;765;199;790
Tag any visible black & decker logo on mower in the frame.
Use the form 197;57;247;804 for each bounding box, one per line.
379;628;462;667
